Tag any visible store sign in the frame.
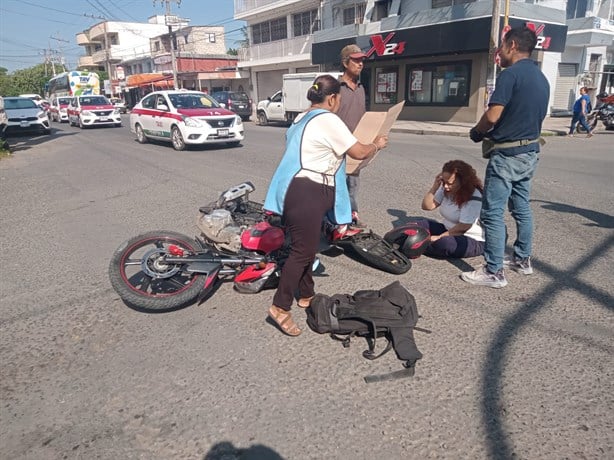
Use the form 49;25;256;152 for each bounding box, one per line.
366;33;406;58
311;16;566;64
153;55;172;65
526;23;552;50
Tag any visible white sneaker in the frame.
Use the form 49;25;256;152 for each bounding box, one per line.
503;255;533;275
460;266;508;288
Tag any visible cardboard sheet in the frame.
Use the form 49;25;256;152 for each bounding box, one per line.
346;101;405;174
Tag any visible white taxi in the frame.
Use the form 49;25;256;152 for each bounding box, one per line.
129;90;244;150
67;95;122;128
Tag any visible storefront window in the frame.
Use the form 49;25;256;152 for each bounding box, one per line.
406;61;471;106
375;67;398;104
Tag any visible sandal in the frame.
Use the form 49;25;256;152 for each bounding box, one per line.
297;296;314;309
268;306;302;336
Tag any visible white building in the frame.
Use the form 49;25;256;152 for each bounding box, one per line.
234;0;614;122
76;16;188;79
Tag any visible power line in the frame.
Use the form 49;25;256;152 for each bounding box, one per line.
109;0;140;22
5;0;90;18
0;7;82;25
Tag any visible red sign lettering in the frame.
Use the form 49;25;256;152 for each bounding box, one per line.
366;32;407;58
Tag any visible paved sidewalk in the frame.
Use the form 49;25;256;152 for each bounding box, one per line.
391;115;572;137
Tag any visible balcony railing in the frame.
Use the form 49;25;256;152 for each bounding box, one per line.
238;34;314;62
77;55;96;68
234;0;305;17
76;33;95;45
88;23;107;41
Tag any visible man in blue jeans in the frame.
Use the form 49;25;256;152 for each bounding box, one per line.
461;26;550;288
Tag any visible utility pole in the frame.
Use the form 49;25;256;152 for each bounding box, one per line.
154;0;181;90
50;35;70;73
46;44;57;76
104;21;113;96
484;0;500;110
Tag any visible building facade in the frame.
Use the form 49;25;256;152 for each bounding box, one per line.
234;0;614;122
76;16;172;77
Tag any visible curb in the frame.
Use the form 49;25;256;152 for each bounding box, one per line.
389;128;569;137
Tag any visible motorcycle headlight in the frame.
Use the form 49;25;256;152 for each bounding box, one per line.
235;115;242;126
184;117;203;128
81;110;92;116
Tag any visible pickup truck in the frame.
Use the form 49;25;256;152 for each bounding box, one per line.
256;71;342;125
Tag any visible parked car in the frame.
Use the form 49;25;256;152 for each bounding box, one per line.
3;96;51;135
48;96;72;123
129;90;244;150
67;95;122;128
19;93;44;105
109;97;127;114
210;91;252;121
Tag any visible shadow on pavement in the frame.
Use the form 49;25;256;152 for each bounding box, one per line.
481;233;614;458
7;128;78;153
203;441;284;460
533;199;614;229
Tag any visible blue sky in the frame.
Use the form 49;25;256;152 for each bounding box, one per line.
0;0;245;72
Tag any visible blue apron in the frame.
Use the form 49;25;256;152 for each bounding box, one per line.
263;109;351;224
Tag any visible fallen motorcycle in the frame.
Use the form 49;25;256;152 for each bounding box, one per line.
109;182;411;312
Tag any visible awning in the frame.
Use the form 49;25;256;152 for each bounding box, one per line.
126;73;174;88
179;71;244;80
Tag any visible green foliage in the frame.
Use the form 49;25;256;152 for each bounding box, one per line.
0;65;108;97
227;48;238;56
0;64;49;97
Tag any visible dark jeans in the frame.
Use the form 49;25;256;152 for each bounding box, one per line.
273;177;334;310
481;151;538;273
569;112;591;134
415;219;484;259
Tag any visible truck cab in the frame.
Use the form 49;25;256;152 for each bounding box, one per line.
256;91;285;125
256;72;343;126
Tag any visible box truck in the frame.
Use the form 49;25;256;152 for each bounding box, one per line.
256;71;342;125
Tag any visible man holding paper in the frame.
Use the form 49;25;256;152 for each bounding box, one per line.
337;44;368;227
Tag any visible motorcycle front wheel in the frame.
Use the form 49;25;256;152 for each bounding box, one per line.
109;231;207;312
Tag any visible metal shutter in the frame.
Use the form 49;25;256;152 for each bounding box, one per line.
256;70;286;103
552;63;578;112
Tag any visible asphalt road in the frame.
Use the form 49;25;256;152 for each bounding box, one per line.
1;117;613;459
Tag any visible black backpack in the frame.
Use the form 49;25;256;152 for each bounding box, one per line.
306;281;427;382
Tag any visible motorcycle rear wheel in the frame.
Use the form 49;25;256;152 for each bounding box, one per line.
337;231;412;275
109;231;207;311
576;116;598;134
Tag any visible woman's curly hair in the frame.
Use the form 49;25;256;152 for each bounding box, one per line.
442;160;483;207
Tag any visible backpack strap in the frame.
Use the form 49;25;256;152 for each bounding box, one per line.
330;330;358;348
363;335;393;360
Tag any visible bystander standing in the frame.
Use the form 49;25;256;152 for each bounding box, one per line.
337;44;368;227
462;26;549;288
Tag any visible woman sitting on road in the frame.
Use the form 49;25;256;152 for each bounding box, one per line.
418;160;484;259
263;74;388;336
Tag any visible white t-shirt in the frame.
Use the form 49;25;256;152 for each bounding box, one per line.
433;186;484;241
294;111;357;186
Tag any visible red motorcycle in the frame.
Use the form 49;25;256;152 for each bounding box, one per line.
109;182;410;312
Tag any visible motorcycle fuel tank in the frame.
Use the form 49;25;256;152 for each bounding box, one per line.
240;221;285;254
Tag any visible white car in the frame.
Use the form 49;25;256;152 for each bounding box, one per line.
67;95;122;128
49;96;72;123
130;90;244;150
3;97;51;135
109;97;127;114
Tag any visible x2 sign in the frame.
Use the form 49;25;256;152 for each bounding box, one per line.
365;33;407;57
